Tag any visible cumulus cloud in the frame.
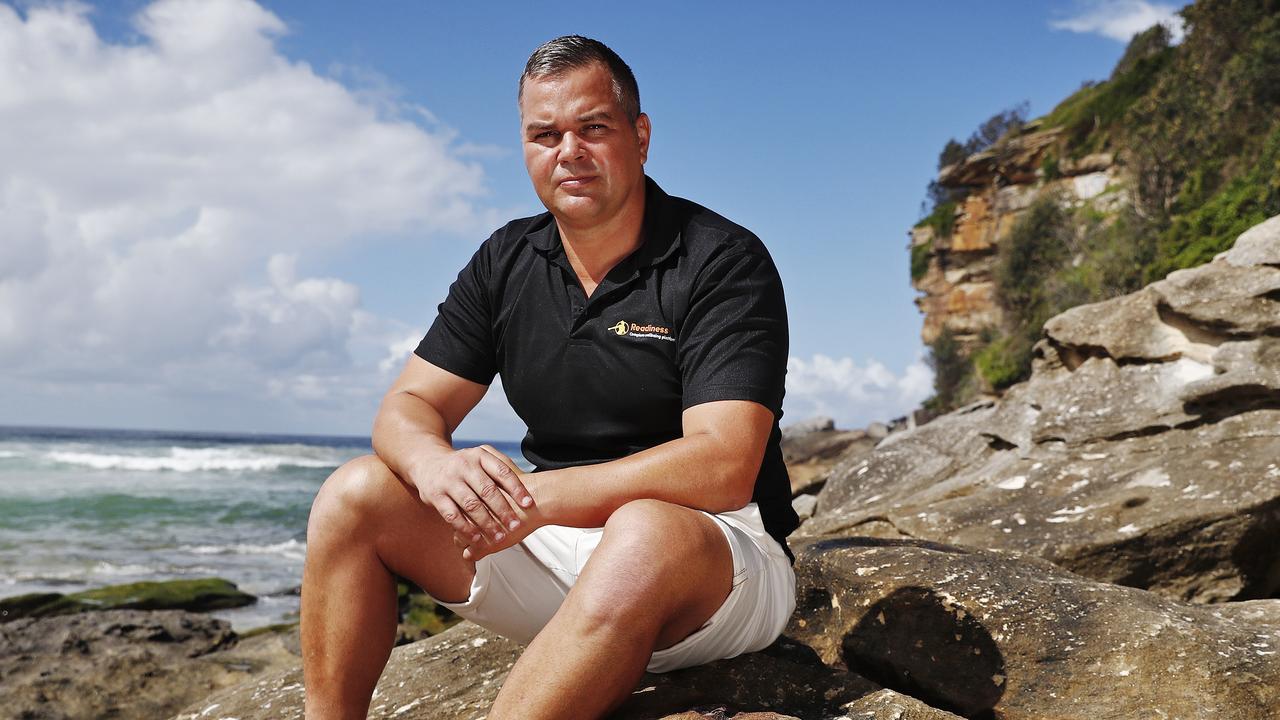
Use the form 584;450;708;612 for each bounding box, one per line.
1050;1;1187;43
783;354;933;430
0;0;498;432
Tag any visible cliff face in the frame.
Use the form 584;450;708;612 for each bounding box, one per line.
911;125;1124;349
914;1;1280;406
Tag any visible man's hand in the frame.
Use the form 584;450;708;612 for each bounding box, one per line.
450;449;546;562
409;444;536;549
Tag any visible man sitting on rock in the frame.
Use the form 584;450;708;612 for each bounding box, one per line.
300;35;799;720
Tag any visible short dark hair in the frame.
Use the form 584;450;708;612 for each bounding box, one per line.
519;35;641;122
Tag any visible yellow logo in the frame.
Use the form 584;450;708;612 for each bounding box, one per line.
609;320;675;343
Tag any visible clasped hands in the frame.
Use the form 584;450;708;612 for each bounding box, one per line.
413;445;543;562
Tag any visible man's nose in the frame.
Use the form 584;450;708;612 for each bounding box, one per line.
558;131;585;162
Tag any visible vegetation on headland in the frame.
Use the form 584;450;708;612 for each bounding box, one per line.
919;0;1280;410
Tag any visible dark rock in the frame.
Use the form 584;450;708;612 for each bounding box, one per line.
787;537;1280;720
0;609;297;720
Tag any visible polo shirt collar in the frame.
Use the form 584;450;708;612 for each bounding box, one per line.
524;176;683;272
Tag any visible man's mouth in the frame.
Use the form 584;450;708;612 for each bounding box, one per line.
558;175;596;188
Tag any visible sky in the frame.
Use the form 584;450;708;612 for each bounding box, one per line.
0;0;1187;441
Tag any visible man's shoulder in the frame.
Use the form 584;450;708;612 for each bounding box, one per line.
660;189;772;266
481;211;555;256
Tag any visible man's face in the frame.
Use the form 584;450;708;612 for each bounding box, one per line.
519;62;650;231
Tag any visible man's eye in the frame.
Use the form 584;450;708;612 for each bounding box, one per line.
534;131;559;141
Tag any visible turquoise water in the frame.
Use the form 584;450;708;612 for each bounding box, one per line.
0;425;524;629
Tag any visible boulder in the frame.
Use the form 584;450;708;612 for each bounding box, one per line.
787;537;1280;720
804;216;1280;604
0;609;297;720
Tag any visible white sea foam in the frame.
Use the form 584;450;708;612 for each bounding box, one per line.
184;539;306;560
0;450;21;458
46;446;338;472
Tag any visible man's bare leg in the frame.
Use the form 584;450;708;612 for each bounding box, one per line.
301;455;476;720
486;498;734;720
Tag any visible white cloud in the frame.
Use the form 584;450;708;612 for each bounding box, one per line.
0;0;500;434
1050;1;1187;43
783;354;933;430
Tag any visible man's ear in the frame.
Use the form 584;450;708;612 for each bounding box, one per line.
636;112;651;165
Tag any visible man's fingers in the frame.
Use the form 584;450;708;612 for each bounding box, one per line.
478;445;534;509
458;466;509;540
465;460;520;534
433;495;482;544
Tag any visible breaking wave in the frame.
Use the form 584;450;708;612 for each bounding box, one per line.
45;445;341;472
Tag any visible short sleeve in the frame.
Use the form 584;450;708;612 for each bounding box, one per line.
414;242;497;385
679;248;789;414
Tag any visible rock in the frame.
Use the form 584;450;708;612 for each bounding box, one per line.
0;578;257;623
864;422;889;440
791;494;818;522
0;609;297;720
807;216;1280;603
1225;213;1280;267
780;419;876;497
173;621;964;719
781;416;835;439
787;537;1280;720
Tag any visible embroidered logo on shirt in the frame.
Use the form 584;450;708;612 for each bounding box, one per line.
609;320;675;342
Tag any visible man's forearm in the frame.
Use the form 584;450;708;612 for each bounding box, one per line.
529;431;760;529
370;390;457;487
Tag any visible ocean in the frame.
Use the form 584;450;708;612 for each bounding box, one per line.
0;425;525;630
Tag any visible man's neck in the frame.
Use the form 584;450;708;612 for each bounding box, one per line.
556;189;646;297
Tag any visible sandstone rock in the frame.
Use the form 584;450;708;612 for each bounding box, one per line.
808;216;1280;604
1225;213;1280;267
781;419;875;497
175;621;962;720
0;609;296;720
792;493;818;522
787;537;1280;719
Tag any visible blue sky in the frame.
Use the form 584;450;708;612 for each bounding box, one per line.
0;0;1185;440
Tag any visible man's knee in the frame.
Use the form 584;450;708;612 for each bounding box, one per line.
573;500;730;625
601;499;722;556
309;454;402;534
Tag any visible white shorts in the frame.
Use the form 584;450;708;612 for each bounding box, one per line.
432;502;796;673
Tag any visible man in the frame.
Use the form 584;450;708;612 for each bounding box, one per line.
301;36;798;720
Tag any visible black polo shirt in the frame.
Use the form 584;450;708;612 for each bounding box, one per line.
415;176;798;557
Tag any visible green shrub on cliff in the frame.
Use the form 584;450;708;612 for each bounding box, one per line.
910;238;933;281
925;0;1280;412
924;327;976;411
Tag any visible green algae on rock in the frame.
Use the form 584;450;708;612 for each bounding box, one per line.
0;578;256;622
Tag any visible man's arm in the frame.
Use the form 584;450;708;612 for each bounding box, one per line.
532;399;773;526
460;398;773;560
372;354;535;545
